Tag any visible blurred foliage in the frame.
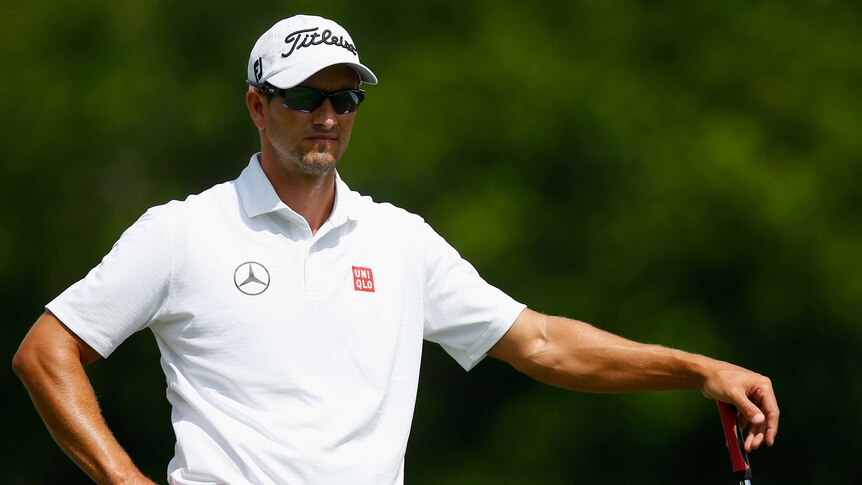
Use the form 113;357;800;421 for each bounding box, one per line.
3;0;861;483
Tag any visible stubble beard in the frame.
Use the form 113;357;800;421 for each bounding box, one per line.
272;141;344;177
296;145;340;175
266;119;351;177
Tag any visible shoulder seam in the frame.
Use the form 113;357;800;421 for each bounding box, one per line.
152;203;184;322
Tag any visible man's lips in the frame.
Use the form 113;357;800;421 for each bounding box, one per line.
306;134;337;142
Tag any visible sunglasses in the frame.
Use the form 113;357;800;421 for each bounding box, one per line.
249;81;365;114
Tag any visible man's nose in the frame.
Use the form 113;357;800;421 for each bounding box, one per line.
312;99;337;129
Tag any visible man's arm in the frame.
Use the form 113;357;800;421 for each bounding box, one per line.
488;308;779;452
12;312;156;485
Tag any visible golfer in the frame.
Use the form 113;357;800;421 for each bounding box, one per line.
13;14;778;485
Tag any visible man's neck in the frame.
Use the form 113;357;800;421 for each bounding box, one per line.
259;156;336;236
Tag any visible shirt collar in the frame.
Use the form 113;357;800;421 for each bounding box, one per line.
235;153;361;226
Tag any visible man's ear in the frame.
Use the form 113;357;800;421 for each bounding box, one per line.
246;89;268;130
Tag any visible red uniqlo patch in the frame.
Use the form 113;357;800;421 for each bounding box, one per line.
352;266;375;292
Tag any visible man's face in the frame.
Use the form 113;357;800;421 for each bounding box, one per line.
255;64;360;176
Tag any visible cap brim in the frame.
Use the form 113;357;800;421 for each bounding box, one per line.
265;59;378;89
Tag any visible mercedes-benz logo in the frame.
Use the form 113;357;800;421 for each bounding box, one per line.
234;261;270;296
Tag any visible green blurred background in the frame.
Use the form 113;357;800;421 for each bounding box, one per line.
3;0;860;483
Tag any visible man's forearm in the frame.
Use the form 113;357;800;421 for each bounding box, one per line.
521;315;714;392
491;309;771;399
13;314;153;484
490;309;778;451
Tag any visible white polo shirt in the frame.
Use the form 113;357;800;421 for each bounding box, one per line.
47;154;526;485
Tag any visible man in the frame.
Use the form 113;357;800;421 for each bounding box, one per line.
13;14;778;485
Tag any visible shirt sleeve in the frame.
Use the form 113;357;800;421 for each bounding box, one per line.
420;223;526;371
46;204;178;358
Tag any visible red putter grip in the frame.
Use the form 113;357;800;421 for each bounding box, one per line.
717;401;753;482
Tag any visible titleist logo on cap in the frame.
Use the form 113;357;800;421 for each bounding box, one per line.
283;27;358;58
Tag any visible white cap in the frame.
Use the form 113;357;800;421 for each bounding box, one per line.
247;15;378;89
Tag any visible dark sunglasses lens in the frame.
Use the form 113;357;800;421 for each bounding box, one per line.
330;91;363;114
282;88;325;112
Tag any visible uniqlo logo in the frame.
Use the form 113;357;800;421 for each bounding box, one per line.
352;266;375;292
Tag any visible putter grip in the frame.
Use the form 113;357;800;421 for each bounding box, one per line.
717;401;753;481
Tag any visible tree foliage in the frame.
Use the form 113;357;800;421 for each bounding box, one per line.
3;1;860;483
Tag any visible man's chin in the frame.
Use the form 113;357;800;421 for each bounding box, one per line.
298;154;338;175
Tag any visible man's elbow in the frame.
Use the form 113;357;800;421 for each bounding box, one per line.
506;325;605;390
501;312;564;374
12;341;40;382
502;331;570;383
13;323;68;383
13;312;100;382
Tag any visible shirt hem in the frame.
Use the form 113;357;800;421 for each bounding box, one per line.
45;299;115;358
